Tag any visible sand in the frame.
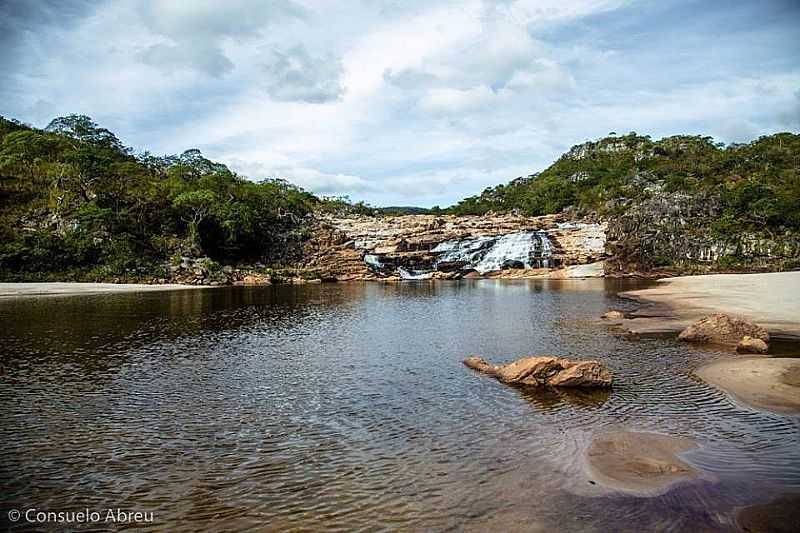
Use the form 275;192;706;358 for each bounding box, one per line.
0;282;204;298
585;431;699;494
619;271;800;340
694;357;800;415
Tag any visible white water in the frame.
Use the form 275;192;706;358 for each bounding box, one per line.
434;231;554;273
397;267;433;280
364;231;554;277
364;254;383;269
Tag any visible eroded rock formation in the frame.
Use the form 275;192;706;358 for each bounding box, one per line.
298;214;607;281
463;355;613;388
678;314;769;347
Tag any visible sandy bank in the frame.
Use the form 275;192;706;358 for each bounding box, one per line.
585;431;699;494
619;272;800;340
695;357;800;415
0;282;205;298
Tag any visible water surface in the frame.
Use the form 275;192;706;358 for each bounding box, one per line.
1;280;799;531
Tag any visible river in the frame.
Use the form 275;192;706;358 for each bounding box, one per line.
1;280;798;531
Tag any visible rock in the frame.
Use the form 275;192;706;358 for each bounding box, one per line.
736;495;800;533
602;310;625;320
463;355;612;388
736;335;769;354
222;265;234;274
299;214;607;281
501;259;525;270
678;314;769;346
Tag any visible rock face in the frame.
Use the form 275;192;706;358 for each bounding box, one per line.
463;355;612;388
298;214;607;281
736;336;769;354
678;314;769;346
604;191;800;275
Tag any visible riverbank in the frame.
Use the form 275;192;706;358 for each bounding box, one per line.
0;282;206;298
695;357;800;415
619;271;800;340
616;271;800;415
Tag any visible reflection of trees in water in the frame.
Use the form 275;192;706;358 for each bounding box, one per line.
0;284;372;375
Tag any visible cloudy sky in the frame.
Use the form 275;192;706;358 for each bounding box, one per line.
2;0;799;207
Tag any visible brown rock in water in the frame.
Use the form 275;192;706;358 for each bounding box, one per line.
736;335;769;354
677;314;769;346
463;355;612;388
601;310;625;320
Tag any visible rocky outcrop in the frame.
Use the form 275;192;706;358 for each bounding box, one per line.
297;214;607;281
736;336;769;354
463;355;612;388
678;314;769;347
605;191;800;275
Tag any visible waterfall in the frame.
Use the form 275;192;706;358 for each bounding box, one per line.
397;267;433;280
364;230;555;277
434;231;554;273
364;254;383;270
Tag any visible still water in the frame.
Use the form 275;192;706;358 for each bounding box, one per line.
1;280;799;532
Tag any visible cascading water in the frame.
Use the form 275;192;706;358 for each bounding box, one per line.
364;230;556;278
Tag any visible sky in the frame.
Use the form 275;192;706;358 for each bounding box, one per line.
1;0;799;207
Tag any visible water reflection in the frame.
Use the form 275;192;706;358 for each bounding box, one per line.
1;279;799;532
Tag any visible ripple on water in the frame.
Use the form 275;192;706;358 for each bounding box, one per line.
1;281;799;532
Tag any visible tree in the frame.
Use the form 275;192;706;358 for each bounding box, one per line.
45;115;127;153
172;190;218;250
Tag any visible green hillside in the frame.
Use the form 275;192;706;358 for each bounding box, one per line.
0;115;335;281
450;132;800;229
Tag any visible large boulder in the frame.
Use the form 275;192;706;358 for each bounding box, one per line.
678;314;769;346
464;355;612;388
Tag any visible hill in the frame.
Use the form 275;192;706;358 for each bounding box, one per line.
449;132;800;272
0;114;351;282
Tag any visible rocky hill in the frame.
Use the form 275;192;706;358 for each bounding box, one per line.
449;132;800;274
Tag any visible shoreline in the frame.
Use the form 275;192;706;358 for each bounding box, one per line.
616;271;800;415
0;282;208;298
618;271;800;341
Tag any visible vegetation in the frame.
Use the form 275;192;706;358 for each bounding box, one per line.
448;132;800;236
0;114;351;281
2;115;797;280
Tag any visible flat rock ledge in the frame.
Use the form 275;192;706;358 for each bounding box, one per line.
678;313;770;351
463;356;612;388
586;431;699;494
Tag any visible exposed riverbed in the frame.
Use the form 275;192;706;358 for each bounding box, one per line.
1;280;798;531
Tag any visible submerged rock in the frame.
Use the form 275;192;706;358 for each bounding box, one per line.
736;335;769;354
678;313;769;346
736;494;800;533
463;355;612;388
586;431;699;494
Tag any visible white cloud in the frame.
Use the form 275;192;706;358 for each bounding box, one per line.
1;0;798;207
